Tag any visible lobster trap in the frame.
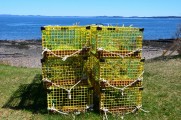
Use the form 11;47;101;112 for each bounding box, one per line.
90;55;144;82
47;85;93;113
89;26;143;58
42;57;91;86
93;80;143;114
41;26;91;58
41;25;146;116
100;87;142;114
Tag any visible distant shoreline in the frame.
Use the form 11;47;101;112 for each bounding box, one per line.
1;14;181;18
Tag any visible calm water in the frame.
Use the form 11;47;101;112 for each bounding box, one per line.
0;15;181;40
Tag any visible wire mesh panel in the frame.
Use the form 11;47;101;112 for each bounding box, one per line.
99;86;142;114
47;85;93;113
41;25;145;116
42;26;91;57
100;58;143;80
90;26;143;58
42;57;90;86
91;57;144;82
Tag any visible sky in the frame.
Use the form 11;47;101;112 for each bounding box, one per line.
0;0;181;17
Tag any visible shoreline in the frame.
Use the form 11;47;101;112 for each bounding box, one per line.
0;39;178;68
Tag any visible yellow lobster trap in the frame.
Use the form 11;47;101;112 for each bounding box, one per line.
99;86;143;114
41;26;91;58
40;25;146;116
90;55;144;82
93;80;143;115
42;57;92;86
89;26;143;58
47;85;93;113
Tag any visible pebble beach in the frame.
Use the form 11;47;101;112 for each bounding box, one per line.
0;40;179;68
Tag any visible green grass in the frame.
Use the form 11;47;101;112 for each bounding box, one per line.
0;56;181;120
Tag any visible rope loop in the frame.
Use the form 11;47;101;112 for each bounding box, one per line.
42;48;82;61
97;48;142;58
42;78;82;99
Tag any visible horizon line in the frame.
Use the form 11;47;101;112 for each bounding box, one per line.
1;14;181;18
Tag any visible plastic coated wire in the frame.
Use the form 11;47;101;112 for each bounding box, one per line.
101;104;149;120
42;78;82;99
42;48;82;61
42;57;85;84
91;26;143;55
92;57;143;81
41;25;145;117
99;71;144;95
47;85;93;113
42;26;89;51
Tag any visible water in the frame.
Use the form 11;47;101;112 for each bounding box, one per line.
0;15;181;40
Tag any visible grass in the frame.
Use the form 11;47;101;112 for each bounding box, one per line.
0;56;181;120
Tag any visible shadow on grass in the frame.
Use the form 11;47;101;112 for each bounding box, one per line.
147;54;181;62
2;74;47;114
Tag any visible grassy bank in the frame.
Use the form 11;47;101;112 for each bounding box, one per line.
0;56;181;120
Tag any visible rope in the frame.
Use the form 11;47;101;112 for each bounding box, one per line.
42;48;51;55
48;107;68;115
42;48;63;58
97;48;124;58
97;48;142;59
62;49;82;61
42;48;82;61
100;71;144;95
42;78;82;99
101;105;149;120
139;107;150;113
86;104;94;111
131;105;150;113
101;108;109;120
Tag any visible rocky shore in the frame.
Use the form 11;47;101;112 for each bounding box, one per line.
0;39;179;68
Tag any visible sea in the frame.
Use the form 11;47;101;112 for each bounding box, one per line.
0;15;181;40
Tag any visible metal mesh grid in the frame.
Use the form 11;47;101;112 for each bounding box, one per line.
100;58;143;80
44;49;90;58
90;26;143;58
40;25;144;115
42;57;89;86
100;87;142;114
47;85;93;113
42;26;91;50
91;57;143;81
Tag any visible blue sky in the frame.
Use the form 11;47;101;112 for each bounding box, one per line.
0;0;180;16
